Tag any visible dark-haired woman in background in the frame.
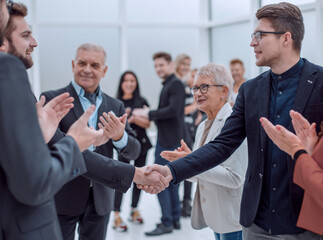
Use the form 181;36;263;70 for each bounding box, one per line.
113;71;152;232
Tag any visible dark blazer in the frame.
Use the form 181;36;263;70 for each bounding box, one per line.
169;59;323;228
148;74;185;147
294;138;323;235
0;54;86;239
42;83;141;216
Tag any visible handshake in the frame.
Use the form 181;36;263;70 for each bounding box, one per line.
133;164;173;194
36;92;174;194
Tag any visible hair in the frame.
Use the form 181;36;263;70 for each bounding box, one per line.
256;2;304;53
75;43;107;63
5;2;27;41
174;53;191;79
116;71;141;100
230;58;244;67
152;52;172;63
196;63;233;102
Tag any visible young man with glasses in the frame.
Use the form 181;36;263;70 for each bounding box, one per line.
145;2;323;240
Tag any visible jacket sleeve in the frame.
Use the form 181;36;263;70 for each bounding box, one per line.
82;150;135;193
149;80;185;121
195;140;248;189
0;54;86;206
293;139;323;203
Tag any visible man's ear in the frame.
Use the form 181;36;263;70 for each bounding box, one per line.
0;38;9;53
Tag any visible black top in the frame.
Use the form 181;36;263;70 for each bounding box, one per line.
122;96;152;154
149;74;186;147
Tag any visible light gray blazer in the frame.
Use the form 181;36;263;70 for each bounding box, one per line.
190;102;248;233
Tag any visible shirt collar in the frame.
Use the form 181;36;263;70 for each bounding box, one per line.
71;80;102;97
270;58;304;81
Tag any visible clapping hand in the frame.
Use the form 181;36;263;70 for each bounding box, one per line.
67;105;104;151
290;110;318;155
36;93;74;143
98;112;126;141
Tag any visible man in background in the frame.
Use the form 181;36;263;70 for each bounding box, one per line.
133;52;185;236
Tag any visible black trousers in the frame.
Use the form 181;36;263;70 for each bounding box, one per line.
58;188;110;240
114;152;148;212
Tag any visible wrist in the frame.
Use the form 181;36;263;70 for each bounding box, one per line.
133;167;142;183
293;149;307;161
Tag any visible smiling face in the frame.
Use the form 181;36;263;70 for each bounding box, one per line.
154;57;173;81
177;58;191;78
121;73;137;97
250;18;284;68
230;63;244;83
193;76;226;118
5;16;37;69
72;49;108;93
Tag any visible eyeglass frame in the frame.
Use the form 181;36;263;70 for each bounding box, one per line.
6;0;13;14
251;31;295;42
191;84;223;95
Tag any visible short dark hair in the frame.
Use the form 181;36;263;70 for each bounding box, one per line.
230;58;244;66
153;52;172;63
256;2;304;53
116;71;141;100
5;2;27;41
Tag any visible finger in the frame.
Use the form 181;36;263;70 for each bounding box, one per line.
180;139;189;151
80;105;96;123
46;92;70;108
107;112;120;125
159;174;169;188
120;113;127;124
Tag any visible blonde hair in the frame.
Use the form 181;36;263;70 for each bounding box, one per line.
174;54;191;80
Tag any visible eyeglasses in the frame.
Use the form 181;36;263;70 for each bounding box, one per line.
251;31;295;42
6;0;13;14
191;84;223;95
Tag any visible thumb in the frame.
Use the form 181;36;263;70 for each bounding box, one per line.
144;165;155;175
181;139;189;150
36;95;46;108
80;105;96;123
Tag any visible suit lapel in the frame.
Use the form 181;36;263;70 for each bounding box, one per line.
67;83;84;120
292;60;317;116
258;71;271;153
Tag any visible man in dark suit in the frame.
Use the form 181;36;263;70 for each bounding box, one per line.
0;3;167;239
42;43;141;240
0;1;107;239
133;52;185;236
145;3;323;240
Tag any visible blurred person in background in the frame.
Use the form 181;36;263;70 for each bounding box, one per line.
112;70;152;232
133;52;185;236
174;54;198;217
229;59;246;105
162;63;247;240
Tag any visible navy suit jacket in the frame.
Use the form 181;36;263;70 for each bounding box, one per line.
169;59;323;228
42;83;141;216
0;54;86;239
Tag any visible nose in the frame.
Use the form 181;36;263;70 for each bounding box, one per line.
31;36;38;48
250;36;258;47
84;64;91;73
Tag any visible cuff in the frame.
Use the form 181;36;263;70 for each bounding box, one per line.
293;149;307;161
113;131;128;150
166;163;177;184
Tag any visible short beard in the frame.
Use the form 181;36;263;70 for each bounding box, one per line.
7;40;33;69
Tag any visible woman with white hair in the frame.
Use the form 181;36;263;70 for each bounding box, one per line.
161;63;248;240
